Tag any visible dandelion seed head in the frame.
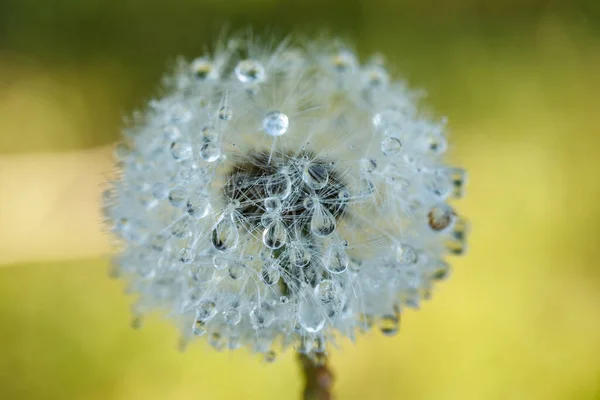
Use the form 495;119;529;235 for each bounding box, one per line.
104;33;469;359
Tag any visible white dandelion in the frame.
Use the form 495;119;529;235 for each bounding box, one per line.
103;34;468;365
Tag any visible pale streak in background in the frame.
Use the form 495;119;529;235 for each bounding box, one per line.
0;147;112;265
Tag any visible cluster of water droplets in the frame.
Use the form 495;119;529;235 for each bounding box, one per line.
104;35;468;361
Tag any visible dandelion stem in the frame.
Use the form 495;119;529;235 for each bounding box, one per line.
298;352;334;400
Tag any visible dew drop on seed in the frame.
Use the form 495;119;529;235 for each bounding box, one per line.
201;126;218;143
171;141;193;161
179;247;195;264
323;244;349;274
378;314;400;336
212;256;228;270
431;260;451;280
171;218;192;238
316;280;337;303
168;188;187;208
186;194;210;219
163;125;181;141
211;216;239;252
224;307;241;326
448;167;467;198
264;350;277;363
151;183;169;200
190;266;214;283
310;204;336;237
381;137;402;156
298;301;326;333
266;173;292;199
426;135;447;155
196;301;217;322
331;49;358;73
289;243;311;268
218;106;233;121
169;104;192;124
264;197;282;213
192;320;206;336
235;59;266;83
191;57;214;80
262;111;289;137
261;266;281;286
360;158;377;173
303;163;329;189
396;244;418;266
199;142;221;162
250;305;275;329
228;263;245;280
262;220;287;250
428;203;454;231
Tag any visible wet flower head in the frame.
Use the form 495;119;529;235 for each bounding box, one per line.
104;34;468;359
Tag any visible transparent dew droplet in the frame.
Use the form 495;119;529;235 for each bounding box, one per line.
363;65;389;89
289;242;312;268
323;244;349;274
228;263;245;280
262;111;289;137
250;305;275;329
171;141;193;161
381;137;403;156
279;295;289;304
360;158;377;173
171;218;192;238
316;280;338;303
428;203;455;231
192;320;206;336
151;183;169;200
310;204;336;237
264;197;282;214
211;216;239;252
448;167;467;198
218;106;232;121
298;300;326;333
224;307;241;326
264;350;277;363
331;49;358;73
266;173;292;199
446;216;469;255
303;163;329;189
196;300;217;322
201;126;218;143
426;135;447;155
168;187;188;208
179;247;195;264
209;332;225;350
261;265;281;286
212;256;228;270
396;244;418;266
199;142;221;162
262;220;287;250
191;57;215;80
190;266;214;283
234;59;266;83
431;259;451;281
169;104;192;124
186;194;210;219
163;125;181;141
378;314;400;336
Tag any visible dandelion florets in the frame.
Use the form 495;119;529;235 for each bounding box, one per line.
103;34;469;360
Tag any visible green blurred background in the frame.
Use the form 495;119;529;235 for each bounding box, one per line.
1;0;599;399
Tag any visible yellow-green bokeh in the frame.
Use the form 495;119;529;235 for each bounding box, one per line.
1;1;599;399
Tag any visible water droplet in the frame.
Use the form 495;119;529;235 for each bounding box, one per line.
323;244;349;274
446;216;468;255
262;220;287;250
264;197;282;214
228;263;245;280
196;300;217;321
363;65;389;88
381;137;402;156
200;143;220;162
279;295;289;304
163;125;181;141
186;197;210;220
310;204;336;237
360;158;377;173
218;106;232;121
261;265;281;286
179;247;195;264
151;183;169;200
264;350;277;363
212;215;239;252
224;307;241;326
212;256;228;270
266;173;292;199
171;141;193;161
378;314;400;336
316;280;338;303
331;49;358;73
191;57;215;80
169;104;192;124
303;163;329;189
396;244;418;266
448;167;467;198
426;135;447;155
430;260;451;280
250;304;275;329
235;59;266;83
428;204;455;231
289;243;311;268
298;300;325;333
168;188;187;208
190;266;214;283
201;126;218;143
171;218;192;238
262;111;289;137
192;320;206;336
209;332;224;350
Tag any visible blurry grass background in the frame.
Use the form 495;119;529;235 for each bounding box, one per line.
1;0;600;399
